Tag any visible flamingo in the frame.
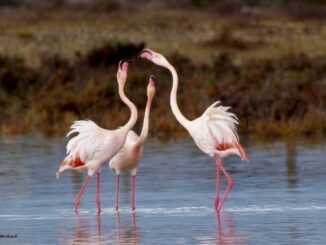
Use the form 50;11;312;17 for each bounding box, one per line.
109;75;156;212
139;49;248;212
56;61;138;214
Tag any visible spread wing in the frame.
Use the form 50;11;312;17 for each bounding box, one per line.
64;120;112;163
203;101;239;145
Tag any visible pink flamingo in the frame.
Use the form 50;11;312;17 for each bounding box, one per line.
56;61;138;214
109;76;156;212
140;49;248;212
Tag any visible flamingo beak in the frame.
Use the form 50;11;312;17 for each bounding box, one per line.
139;49;153;60
149;74;156;85
118;59;129;71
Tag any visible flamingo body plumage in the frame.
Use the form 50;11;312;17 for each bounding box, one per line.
109;130;143;175
109;77;156;211
140;49;248;212
56;61;138;214
186;101;245;159
58;121;128;176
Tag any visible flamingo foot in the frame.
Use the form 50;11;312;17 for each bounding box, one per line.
214;197;221;212
74;202;80;215
216;203;223;213
96;201;101;214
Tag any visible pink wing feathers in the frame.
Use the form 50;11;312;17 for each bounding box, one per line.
57;120;114;178
204;101;247;160
65;120;110;163
204;101;239;143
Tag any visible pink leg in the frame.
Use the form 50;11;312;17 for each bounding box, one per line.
115;175;120;211
96;171;101;214
132;212;137;227
131;175;137;211
216;159;234;212
214;157;221;212
216;212;223;243
74;175;92;215
115;212;121;243
96;213;102;236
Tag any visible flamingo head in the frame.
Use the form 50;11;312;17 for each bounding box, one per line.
117;60;129;87
139;49;169;67
147;74;156;99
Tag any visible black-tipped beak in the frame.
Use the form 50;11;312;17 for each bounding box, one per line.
118;59;132;69
149;74;156;82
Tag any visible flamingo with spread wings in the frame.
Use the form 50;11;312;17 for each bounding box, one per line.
140;49;248;212
109;75;156;212
56;61;138;214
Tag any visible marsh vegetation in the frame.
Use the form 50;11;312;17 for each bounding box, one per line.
0;7;325;139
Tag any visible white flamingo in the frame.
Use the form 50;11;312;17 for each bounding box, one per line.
109;75;156;212
56;61;138;214
140;49;248;212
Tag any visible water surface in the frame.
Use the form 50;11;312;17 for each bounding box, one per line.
0;137;325;244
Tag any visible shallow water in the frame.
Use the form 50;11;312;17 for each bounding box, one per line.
0;136;325;244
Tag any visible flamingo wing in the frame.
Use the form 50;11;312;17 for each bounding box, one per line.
203;101;239;145
65;120;114;164
189;101;241;157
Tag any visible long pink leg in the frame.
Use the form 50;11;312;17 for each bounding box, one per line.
74;175;92;215
96;171;101;214
216;159;234;212
131;175;137;211
115;175;120;211
214;157;221;212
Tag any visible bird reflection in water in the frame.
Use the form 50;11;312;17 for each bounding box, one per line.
71;214;103;244
215;213;248;245
114;212;140;245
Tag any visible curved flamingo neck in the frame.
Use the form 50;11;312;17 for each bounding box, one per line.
165;62;190;128
137;94;153;145
118;83;138;132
